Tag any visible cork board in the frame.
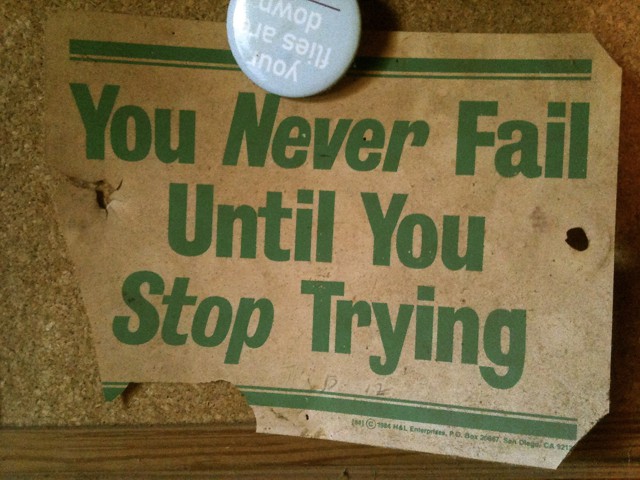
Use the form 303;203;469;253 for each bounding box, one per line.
2;0;640;473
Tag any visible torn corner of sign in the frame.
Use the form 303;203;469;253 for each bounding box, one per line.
45;11;621;469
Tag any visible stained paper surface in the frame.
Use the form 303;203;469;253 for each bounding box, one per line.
45;11;621;468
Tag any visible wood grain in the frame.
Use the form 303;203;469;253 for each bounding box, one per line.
2;412;639;478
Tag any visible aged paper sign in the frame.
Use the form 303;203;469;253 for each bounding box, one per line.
45;11;620;468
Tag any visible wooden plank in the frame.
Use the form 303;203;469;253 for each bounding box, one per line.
1;412;639;478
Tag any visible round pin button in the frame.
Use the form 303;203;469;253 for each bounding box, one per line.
227;0;361;98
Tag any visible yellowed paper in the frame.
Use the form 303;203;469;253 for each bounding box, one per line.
45;11;621;468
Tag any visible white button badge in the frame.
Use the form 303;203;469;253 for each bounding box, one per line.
227;0;361;98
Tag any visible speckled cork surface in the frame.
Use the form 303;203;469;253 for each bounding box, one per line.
2;0;639;428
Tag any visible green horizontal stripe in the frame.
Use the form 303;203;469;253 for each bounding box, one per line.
70;56;240;71
70;55;589;80
239;385;576;422
349;72;591;81
353;56;592;74
69;39;591;78
240;388;577;440
70;39;236;65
